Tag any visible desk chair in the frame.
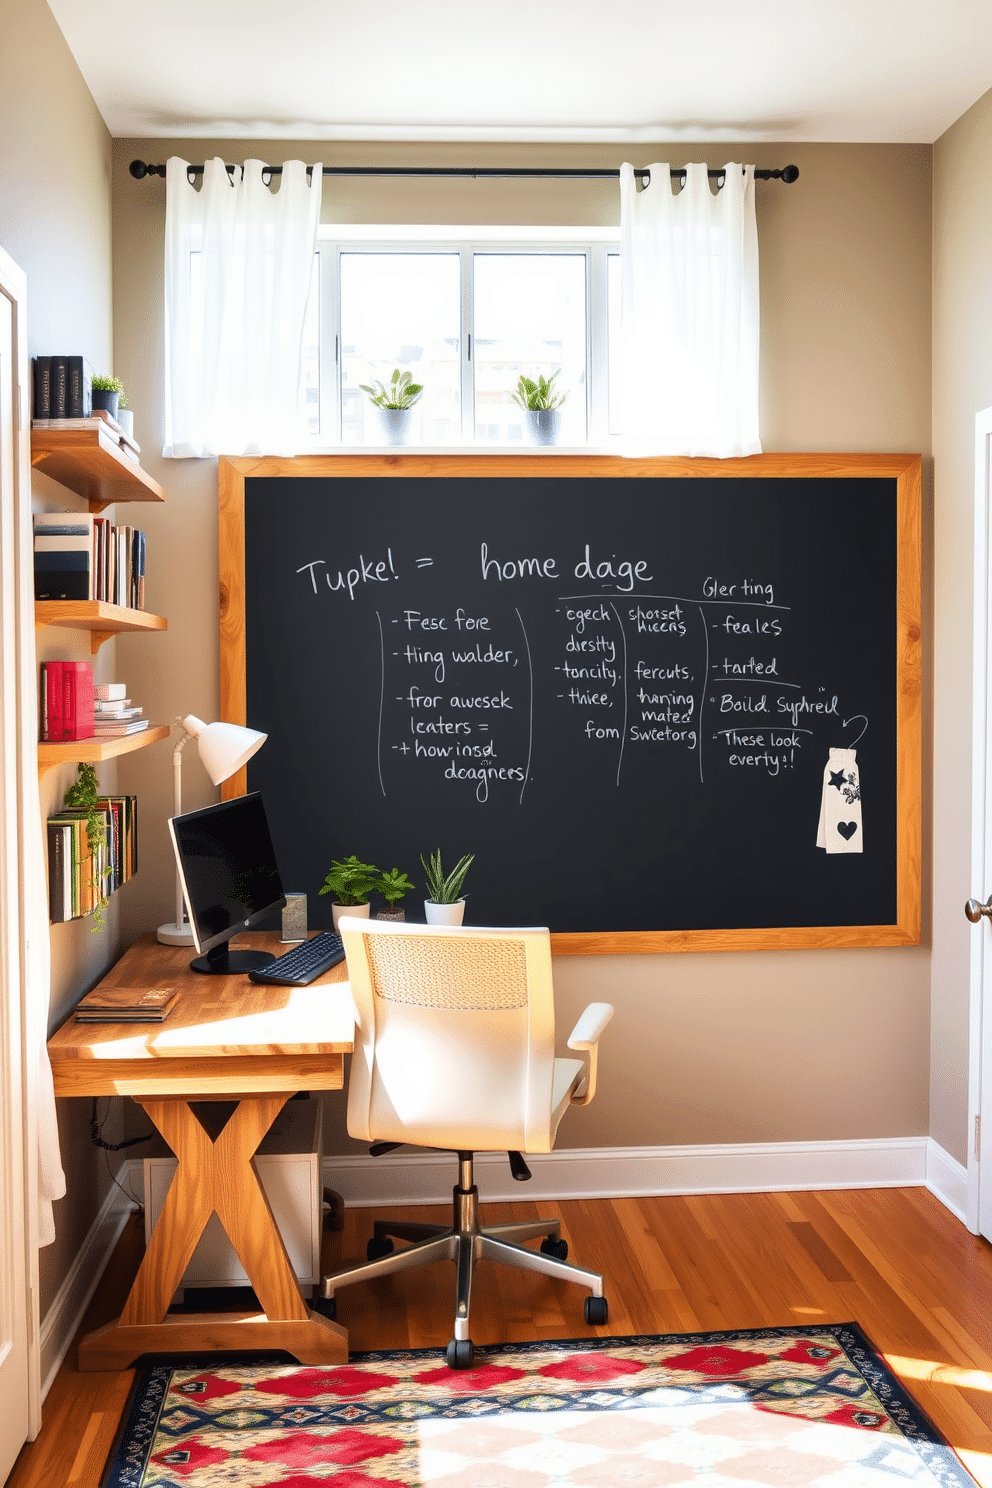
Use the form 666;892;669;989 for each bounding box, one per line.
320;919;613;1368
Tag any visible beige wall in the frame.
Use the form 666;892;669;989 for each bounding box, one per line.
931;87;992;1165
112;138;934;1159
0;0;125;1316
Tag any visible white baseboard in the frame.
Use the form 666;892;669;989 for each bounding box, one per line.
924;1138;969;1224
38;1170;137;1401
38;1135;966;1396
322;1136;933;1208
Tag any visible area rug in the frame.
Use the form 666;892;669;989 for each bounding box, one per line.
102;1323;976;1488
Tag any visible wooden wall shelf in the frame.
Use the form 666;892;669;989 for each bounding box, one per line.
35;601;168;654
31;426;165;511
38;725;170;780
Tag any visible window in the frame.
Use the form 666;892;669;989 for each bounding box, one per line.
307;230;620;447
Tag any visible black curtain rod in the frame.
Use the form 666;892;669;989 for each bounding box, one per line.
130;159;799;184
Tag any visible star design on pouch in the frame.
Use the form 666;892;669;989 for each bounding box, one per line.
829;770;847;790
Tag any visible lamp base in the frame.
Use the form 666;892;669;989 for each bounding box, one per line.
157;920;196;947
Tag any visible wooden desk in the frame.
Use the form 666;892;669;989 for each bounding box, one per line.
47;932;355;1371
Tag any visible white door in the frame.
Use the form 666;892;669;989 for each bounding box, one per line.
967;407;992;1242
0;257;31;1474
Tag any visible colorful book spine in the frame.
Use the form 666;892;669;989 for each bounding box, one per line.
41;661;64;742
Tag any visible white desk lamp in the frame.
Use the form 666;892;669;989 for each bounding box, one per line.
157;713;267;946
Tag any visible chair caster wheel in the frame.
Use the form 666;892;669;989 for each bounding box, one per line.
367;1236;395;1261
313;1296;336;1320
446;1338;476;1370
584;1295;608;1326
540;1236;569;1261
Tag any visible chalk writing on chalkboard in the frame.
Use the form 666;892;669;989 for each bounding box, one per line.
221;456;921;953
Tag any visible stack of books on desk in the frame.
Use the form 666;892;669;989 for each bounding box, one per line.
74;984;178;1023
93;682;149;737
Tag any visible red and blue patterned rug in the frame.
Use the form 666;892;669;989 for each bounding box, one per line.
102;1323;976;1488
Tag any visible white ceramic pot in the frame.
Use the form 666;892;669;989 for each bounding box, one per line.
424;899;465;926
527;409;561;446
377;406;413;445
117;408;134;439
332;901;371;933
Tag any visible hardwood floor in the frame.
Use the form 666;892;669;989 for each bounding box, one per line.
8;1185;992;1487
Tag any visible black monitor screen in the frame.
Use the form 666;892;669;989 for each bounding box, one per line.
168;792;286;974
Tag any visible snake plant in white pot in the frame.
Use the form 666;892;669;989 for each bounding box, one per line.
421;849;474;925
510;371;567;446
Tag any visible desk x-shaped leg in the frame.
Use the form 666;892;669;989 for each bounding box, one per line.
78;1094;347;1370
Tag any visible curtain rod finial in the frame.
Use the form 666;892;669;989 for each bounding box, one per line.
781;164;799;183
129;159;148;179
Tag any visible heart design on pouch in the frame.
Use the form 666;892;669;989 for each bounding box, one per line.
837;822;858;840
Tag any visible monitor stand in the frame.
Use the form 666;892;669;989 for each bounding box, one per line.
191;941;277;975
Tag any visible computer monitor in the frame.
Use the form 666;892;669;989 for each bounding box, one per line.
168;791;287;975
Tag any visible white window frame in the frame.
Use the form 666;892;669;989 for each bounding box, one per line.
311;226;621;450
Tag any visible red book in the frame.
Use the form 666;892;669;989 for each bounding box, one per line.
61;661;94;741
42;662;64;741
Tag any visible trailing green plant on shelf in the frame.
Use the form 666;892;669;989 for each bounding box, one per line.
63;761;111;930
420;848;474;905
509;372;567;412
359;369;423;409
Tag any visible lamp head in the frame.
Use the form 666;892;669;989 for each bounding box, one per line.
181;714;267;786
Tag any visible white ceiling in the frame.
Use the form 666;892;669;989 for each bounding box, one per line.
47;0;992;144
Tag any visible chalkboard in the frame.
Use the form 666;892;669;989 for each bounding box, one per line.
219;454;921;954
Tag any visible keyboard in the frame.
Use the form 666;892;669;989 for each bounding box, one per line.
247;931;346;986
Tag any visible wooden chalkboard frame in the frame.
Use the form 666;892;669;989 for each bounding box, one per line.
218;452;922;955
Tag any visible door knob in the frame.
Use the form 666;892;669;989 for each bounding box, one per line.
966;896;992;922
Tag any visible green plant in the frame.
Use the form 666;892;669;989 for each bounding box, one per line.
63;761;110;930
377;867;414;906
359;368;423;410
509;372;567;412
92;374;124;395
420;849;474;904
318;855;380;906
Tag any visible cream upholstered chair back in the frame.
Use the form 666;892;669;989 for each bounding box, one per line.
338;919;560;1154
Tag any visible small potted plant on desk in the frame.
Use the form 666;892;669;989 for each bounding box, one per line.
319;855;380;933
510;371;567;446
421;848;474;925
375;867;415;922
359;368;423;446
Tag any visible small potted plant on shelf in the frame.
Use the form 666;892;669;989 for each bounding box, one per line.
359;368;423;446
375;867;415;922
510;371;567;446
319;855;380;932
91;374;125;424
421;848;474;926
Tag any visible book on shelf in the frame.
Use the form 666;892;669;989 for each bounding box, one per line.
47;795;137;923
67;357;93;419
94;681;127;701
40;660;94;741
92;718;149;737
51;356;68;418
94;702;141;719
32;410;140;458
34;512;147;609
74;984;177;1023
33;356;52;419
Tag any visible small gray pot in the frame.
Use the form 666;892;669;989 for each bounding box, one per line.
377;407;413;446
92;387;120;421
527;409;561;446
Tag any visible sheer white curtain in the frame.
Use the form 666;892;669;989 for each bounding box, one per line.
164;158;322;457
619;162;761;458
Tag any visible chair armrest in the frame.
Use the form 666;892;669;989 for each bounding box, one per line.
566;1002;614;1105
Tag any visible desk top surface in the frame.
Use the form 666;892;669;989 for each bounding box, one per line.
48;933;355;1067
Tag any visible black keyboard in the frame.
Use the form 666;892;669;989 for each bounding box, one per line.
247;931;346;986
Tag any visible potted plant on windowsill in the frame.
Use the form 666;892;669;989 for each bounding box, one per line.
359;368;423;446
319;855;380;933
510;371;567;446
421;849;474;926
375;867;415;922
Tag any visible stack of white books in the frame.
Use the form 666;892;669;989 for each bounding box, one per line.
93;682;148;737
